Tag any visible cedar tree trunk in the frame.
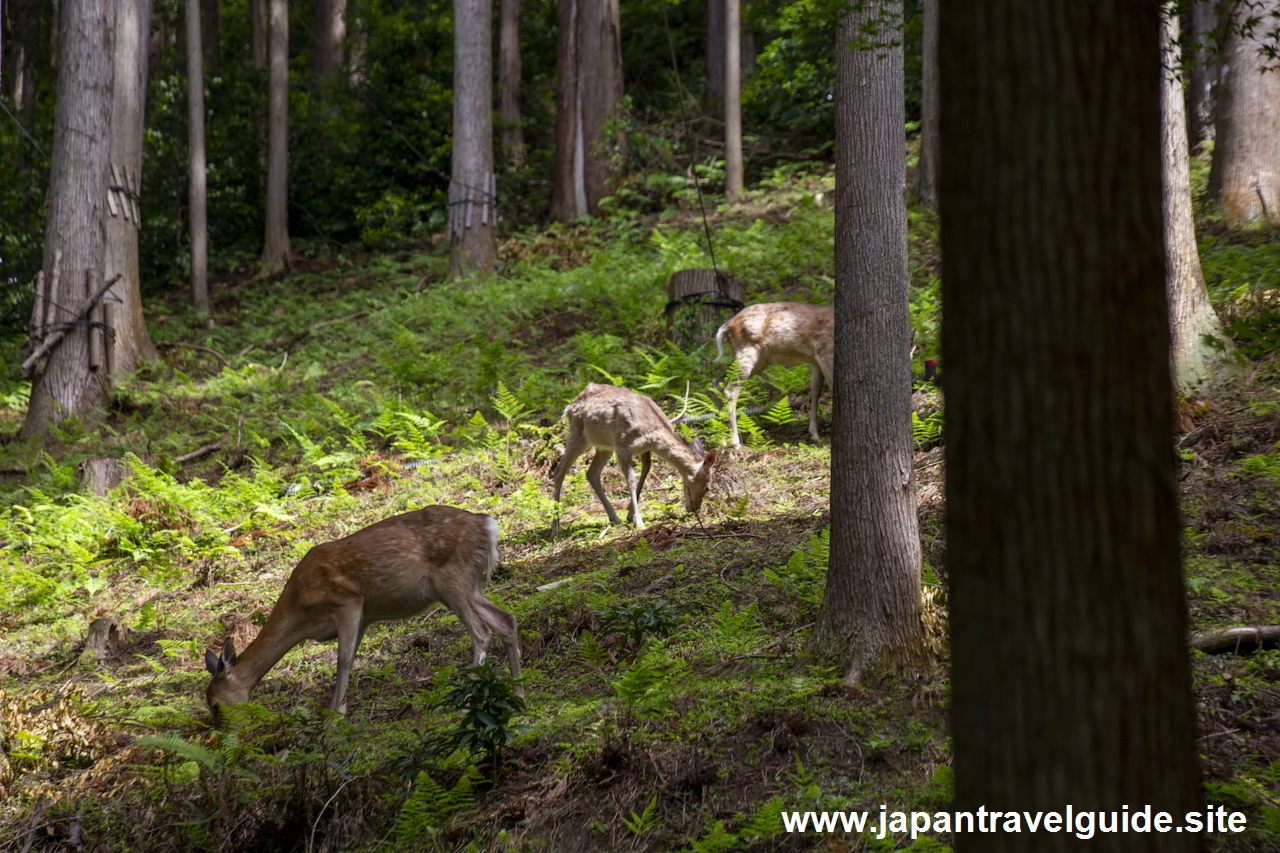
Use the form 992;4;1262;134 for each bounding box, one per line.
262;0;290;267
449;0;496;276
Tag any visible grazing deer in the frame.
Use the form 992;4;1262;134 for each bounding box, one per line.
715;302;834;446
550;383;716;535
204;506;522;721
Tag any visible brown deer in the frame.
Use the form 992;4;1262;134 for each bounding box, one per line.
204;506;522;721
715;302;834;447
550;383;716;535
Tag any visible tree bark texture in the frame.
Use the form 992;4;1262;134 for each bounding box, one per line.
940;4;1202;849
724;0;742;203
1185;0;1216;150
1208;0;1280;226
105;0;158;371
815;0;925;685
577;0;622;212
185;0;208;313
312;0;345;79
498;0;524;169
23;0;115;437
9;0;38;129
448;0;495;277
199;0;217;74
705;0;724;122
250;0;265;68
1164;11;1223;397
262;0;290;267
913;0;938;209
550;0;578;220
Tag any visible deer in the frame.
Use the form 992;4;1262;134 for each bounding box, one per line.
204;506;522;723
715;301;834;447
550;383;716;535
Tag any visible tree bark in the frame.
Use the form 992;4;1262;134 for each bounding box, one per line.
498;0;524;169
262;0;290;268
23;0;115;437
912;0;938;209
577;0;623;212
186;0;208;314
1208;0;1280;226
724;0;742;203
200;0;217;75
9;0;38;129
1164;11;1223;397
550;0;580;220
105;0;158;371
815;0;925;685
250;0;265;68
941;3;1202;848
1185;0;1216;150
312;0;345;80
705;0;724;122
448;0;495;277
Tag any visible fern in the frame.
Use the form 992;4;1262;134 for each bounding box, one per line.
491;381;528;429
134;733;224;773
393;767;480;848
761;397;796;426
685;820;741;853
710;601;764;655
622;794;662;836
912;409;944;448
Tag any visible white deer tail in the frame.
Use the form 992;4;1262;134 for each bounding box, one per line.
480;516;500;583
715;323;729;361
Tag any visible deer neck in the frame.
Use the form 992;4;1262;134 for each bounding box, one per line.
658;441;703;483
225;614;307;695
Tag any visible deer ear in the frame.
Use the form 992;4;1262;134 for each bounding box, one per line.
220;637;238;669
205;649;221;675
704;450;717;467
692;437;705;456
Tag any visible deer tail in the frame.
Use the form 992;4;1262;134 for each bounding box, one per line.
479;516;500;584
715;323;728;362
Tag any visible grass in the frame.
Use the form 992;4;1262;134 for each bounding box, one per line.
0;161;1277;851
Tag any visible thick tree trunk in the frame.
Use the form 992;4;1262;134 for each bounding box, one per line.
815;0;924;685
105;0;158;371
262;0;290;268
448;0;495;277
498;0;524;169
199;0;217;75
577;0;623;212
250;0;265;68
1164;11;1223;397
23;0;115;437
1209;0;1280;226
186;0;208;314
724;0;742;203
312;0;345;80
1185;0;1216;150
913;0;938;209
705;0;723;122
550;0;579;220
940;3;1202;848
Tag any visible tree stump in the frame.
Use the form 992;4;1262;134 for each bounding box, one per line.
79;456;128;496
80;617;129;662
666;269;744;351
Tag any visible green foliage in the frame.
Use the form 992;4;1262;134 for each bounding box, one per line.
1234;444;1280;484
766;529;830;607
438;661;527;771
912;408;944;449
393;767;481;849
622;794;662;837
598;599;678;659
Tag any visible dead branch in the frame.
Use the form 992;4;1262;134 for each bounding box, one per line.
310;310;365;331
155;341;231;368
22;273;122;378
1190;625;1280;655
176;442;223;464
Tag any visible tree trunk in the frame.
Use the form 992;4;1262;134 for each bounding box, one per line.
186;0;208;314
724;0;742;203
22;0;115;438
262;0;290;268
940;3;1202;848
312;0;345;80
10;0;38;129
199;0;217;75
705;0;723;122
498;0;524;169
577;0;623;212
912;0;938;209
250;0;265;68
814;0;925;685
1208;0;1280;226
49;0;57;71
1185;0;1216;150
1164;11;1223;397
105;0;158;371
448;0;495;277
550;0;580;221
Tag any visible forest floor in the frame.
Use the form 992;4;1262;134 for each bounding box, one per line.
0;160;1278;852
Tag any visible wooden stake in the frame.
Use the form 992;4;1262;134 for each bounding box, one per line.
88;271;102;369
32;271;46;344
103;301;116;379
481;172;489;225
465;182;473;229
108;163;121;217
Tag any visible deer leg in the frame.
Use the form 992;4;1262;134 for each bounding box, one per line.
550;426;588;536
585;450;622;525
633;452;653;507
726;350;759;448
330;610;366;714
809;364;824;442
617;449;644;530
476;595;524;698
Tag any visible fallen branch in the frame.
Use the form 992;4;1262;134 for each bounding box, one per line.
155;341;231;368
1190;625;1280;655
309;310;365;331
175;442;223;464
22;273;121;378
